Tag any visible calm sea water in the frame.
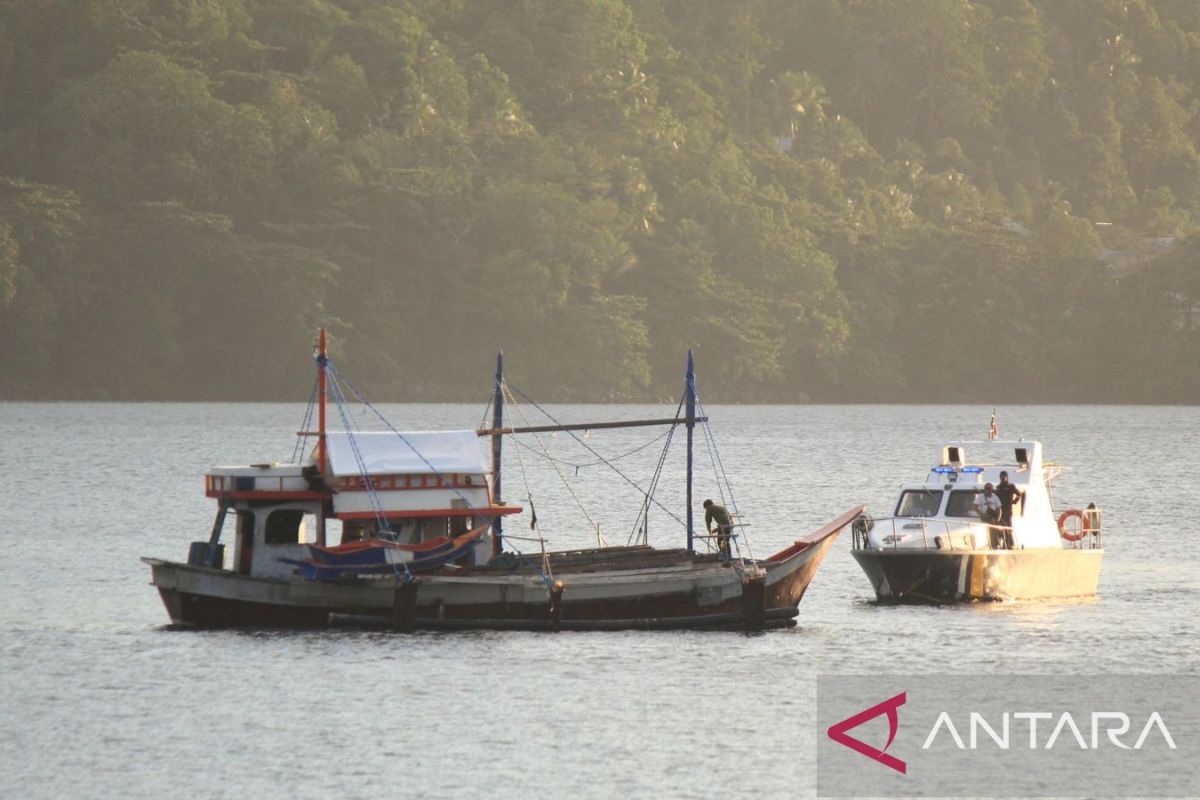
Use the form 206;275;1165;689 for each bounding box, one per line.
1;403;1197;799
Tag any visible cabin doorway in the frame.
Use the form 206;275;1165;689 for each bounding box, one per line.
236;510;255;575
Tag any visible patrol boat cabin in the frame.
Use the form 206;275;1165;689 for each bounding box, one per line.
850;440;1104;603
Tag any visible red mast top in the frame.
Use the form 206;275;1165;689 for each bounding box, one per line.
317;328;328;475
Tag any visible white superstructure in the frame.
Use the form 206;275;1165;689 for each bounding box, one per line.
862;440;1066;552
205;430;514;579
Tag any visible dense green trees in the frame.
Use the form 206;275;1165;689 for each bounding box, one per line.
0;0;1196;402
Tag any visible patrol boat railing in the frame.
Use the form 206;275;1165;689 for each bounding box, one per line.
851;510;1103;552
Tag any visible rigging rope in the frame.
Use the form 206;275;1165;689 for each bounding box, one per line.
695;395;755;563
503;382;606;548
692;402;726;555
326;370;391;535
330;365;554;588
626;395;684;546
290;376;319;465
507;383;688;530
477;389;494;433
326;367;414;581
330;366;477;511
695;396;739;516
510;427;672;473
499;394;555;580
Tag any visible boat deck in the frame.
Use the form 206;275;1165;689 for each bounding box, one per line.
462;545;725;576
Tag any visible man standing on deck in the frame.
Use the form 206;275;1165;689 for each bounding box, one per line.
994;471;1024;549
974;483;1003;548
703;499;733;557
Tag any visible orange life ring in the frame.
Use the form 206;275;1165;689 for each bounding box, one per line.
1057;509;1086;541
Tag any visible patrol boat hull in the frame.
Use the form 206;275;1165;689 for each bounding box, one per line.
852;548;1103;604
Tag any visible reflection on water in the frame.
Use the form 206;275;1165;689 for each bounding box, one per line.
0;402;1198;799
975;595;1101;635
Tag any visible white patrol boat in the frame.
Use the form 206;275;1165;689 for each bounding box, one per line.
850;440;1104;603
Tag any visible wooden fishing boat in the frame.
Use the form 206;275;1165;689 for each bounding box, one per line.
143;331;860;631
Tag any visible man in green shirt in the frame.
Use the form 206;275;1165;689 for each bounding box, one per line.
703;498;733;557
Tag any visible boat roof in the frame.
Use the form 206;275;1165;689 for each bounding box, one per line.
939;440;1042;469
324;430;488;477
915;439;1062;487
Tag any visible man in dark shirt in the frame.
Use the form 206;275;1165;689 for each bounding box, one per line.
994;471;1024;548
703;498;733;557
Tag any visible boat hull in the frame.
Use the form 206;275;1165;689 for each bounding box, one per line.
852;548;1103;604
144;508;856;631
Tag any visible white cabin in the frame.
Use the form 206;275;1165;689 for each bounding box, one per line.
202;430;519;578
863;440;1065;552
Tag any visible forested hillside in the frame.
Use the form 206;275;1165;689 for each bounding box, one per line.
1;0;1198;402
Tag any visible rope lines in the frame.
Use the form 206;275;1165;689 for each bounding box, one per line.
303;352;755;585
695;394;755;562
290;376;319;464
477;389;494;432
510;427;672;474
506;383;688;530
503;382;605;548
626;396;684;546
328;365;477;511
499;393;555;581
325;367;390;534
319;360;553;588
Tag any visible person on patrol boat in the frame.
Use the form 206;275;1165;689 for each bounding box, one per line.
974;482;1003;548
994;470;1024;548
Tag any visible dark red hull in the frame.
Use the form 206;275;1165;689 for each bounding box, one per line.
146;507;860;631
157;587;329;627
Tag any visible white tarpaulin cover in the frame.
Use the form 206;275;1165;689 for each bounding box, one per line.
323;430;488;477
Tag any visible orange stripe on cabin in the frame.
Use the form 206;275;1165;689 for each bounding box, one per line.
334;474;483;492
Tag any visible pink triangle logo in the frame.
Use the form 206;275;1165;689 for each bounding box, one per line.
826;691;907;774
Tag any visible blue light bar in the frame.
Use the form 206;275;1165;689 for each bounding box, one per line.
932;466;956;474
962;466;983;474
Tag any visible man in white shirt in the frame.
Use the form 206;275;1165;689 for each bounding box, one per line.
974;483;1003;548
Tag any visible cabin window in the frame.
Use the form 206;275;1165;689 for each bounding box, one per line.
895;490;943;518
341;521;368;544
415;517;450;541
297;513;340;545
450;499;470;536
945;490;982;518
265;509;305;544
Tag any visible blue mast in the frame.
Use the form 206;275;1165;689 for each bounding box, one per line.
685;350;696;552
492;351;504;557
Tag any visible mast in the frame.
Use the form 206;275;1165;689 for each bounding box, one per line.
317;328;328;475
491;350;504;557
685;350;696;552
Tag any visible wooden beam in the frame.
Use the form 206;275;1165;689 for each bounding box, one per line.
476;416;707;436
